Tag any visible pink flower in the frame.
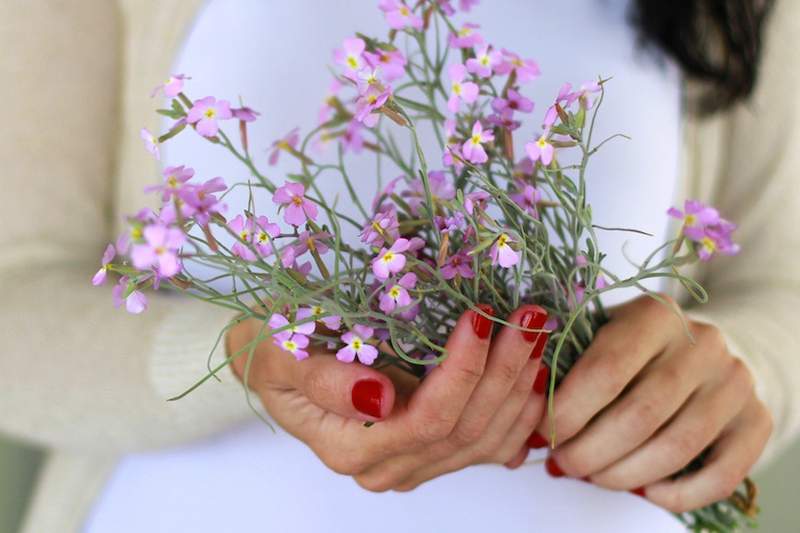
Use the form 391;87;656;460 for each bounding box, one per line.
486;108;521;131
365;49;407;82
575;81;602;109
150;73;189;98
293;231;331;258
464;190;490;215
447;63;479;113
466;44;501;78
253;216;281;256
277;335;310;360
342;120;365;153
462;121;494;164
697;224;740;261
511;182;541;217
186;96;233;137
232;106;260;122
112;277;148;314
405;170;456;214
268;128;300;166
441;249;475;279
140;128;160;160
668;200;721;241
492;89;534;114
272;182;318;226
361;207;400;247
180;177;227;226
525;132;554;166
307;305;342;331
92;244;116;286
131;224;186;277
355;84;391;126
269;312;314;360
378;0;423;31
379;272;417;314
449;23;483;49
334;37;366;76
145;165;194;201
459;0;479;11
229;214;257;261
495;50;540;84
489;233;520;268
336;325;379;365
372;238;410;279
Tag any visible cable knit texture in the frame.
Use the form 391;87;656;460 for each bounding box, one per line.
1;1;798;532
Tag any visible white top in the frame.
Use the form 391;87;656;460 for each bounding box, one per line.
84;1;683;531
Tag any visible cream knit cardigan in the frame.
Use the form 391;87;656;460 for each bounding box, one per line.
2;1;799;532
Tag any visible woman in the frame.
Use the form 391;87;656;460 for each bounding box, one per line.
1;1;797;531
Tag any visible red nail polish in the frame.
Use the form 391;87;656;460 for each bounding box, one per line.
530;332;549;359
520;305;548;343
526;431;548;449
630;486;646;498
471;304;494;339
545;456;565;478
533;365;550;395
352;379;383;418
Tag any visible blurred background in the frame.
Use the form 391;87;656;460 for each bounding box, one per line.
2;435;799;532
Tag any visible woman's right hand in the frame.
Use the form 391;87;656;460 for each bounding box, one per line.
227;304;551;491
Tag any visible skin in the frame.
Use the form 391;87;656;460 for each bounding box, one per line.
228;295;772;513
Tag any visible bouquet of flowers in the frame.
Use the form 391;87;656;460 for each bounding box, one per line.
94;1;755;530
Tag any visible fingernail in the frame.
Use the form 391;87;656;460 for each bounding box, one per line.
530;332;549;360
580;476;592;484
471;304;494;339
352;379;383;418
526;431;548;449
520;305;548;343
533;365;550;395
630;486;646;498
545;456;565;478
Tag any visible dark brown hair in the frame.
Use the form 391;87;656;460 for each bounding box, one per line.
632;0;774;114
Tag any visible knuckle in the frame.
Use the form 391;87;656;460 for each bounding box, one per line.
496;359;523;385
455;361;485;387
623;394;669;438
693;322;726;352
664;429;704;465
450;418;487;447
413;413;454;444
728;357;754;393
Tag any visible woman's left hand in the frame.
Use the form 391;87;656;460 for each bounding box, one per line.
533;295;773;513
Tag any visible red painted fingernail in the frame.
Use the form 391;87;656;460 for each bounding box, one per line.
526;431;548;449
530;332;549;359
630;486;646;498
520;305;548;343
580;476;592;484
533;365;550;395
545;456;565;478
352;379;383;418
471;304;494;339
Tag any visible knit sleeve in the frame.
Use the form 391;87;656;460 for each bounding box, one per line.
681;0;800;466
0;0;252;454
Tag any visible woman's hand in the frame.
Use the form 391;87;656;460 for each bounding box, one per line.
533;295;773;513
227;304;551;491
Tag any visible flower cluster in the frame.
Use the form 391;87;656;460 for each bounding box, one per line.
97;3;748;528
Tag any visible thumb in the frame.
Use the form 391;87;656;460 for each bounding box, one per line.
294;355;396;422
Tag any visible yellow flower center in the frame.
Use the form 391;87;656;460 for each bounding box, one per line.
131;227;143;240
155;246;166;255
701;237;716;253
292;196;304;206
239;230;249;240
312;305;324;316
458;27;472;37
471;134;482;145
382;251;395;263
685;214;697;226
167;175;178;188
204;108;216;119
257;231;269;243
497;234;509;248
352;338;363;350
400;6;410;16
347;56;359;69
282;339;298;351
389;286;401;298
537;136;548;148
452;82;462;95
479;55;490;66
